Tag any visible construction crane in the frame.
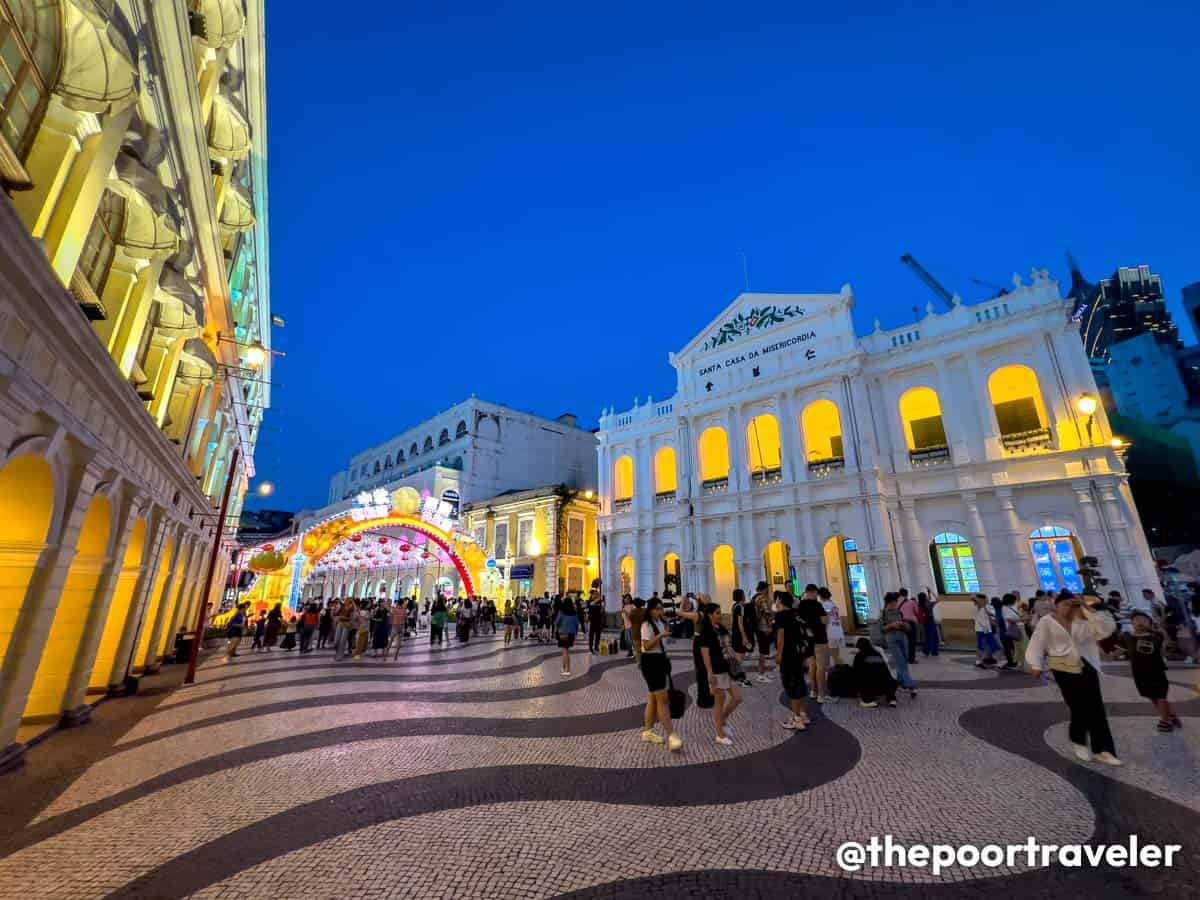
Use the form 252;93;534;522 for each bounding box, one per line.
970;277;1010;298
899;254;955;310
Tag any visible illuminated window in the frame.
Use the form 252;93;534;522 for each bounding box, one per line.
653;446;676;497
1029;526;1083;593
698;426;730;489
613;455;634;501
517;517;533;556
567;516;584;556
987;364;1049;447
746;413;782;482
929;532;980;594
711;545;736;610
899;387;948;451
620;555;635;596
0;0;61;165
662;552;680;593
801;399;843;464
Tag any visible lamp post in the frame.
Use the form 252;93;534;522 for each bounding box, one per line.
1076;393;1098;446
185;446;240;685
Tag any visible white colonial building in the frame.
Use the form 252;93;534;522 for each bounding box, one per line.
596;273;1158;630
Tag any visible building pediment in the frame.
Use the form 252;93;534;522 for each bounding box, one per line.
673;287;853;364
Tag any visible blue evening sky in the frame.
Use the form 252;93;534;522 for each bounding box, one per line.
256;0;1199;511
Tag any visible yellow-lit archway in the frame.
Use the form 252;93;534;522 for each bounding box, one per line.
698;426;730;484
801;399;843;462
619;555;635;597
711;544;736;611
653;446;677;496
0;454;56;675
662;551;680;594
613;455;634;501
747;413;782;476
987;364;1048;438
91;517;146;694
134;534;175;671
24;493;111;721
898;386;947;451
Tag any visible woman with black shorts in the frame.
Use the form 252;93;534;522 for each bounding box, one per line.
639;598;682;751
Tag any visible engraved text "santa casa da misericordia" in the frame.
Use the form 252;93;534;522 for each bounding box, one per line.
697;330;817;377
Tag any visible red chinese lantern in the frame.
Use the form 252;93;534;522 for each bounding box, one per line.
351;534;362;543
378;536;388;544
399;543;410;552
421;551;431;559
263;544;274;552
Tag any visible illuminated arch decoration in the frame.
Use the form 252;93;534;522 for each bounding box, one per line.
236;495;487;611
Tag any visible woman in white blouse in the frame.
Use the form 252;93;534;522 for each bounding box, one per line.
1025;591;1121;766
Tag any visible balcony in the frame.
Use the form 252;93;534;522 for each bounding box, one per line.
909;445;950;467
1000;427;1053;454
614;498;633;512
655;490;676;506
750;467;783;486
807;456;845;478
701;477;729;495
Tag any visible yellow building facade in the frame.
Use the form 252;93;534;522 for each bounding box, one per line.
0;0;271;771
461;486;600;601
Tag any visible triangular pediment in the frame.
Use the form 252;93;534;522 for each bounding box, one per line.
674;288;852;363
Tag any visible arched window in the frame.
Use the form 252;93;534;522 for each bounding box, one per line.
438;428;450;446
662;552;680;594
373;460;381;474
410;442;418;457
455;420;468;438
383;455;392;469
396;449;404;463
746;413;782;483
76;189;125;305
613;455;634;509
929;532;980;594
1029;526;1084;593
423;436;433;452
0;0;62;170
801;399;844;470
987;364;1050;451
653;446;677;500
698;426;730;492
899;387;949;461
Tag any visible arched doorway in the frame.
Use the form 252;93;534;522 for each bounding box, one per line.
0;455;56;676
90;517;146;693
619;555;635;597
24;493;111;721
711;544;736;611
762;540;792;593
662;552;680;595
1028;526;1084;593
822;535;871;629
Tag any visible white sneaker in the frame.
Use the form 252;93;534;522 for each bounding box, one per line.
781;717;807;731
755;674;771;683
859;700;878;709
1094;752;1123;766
815;696;827;704
715;735;733;746
640;730;665;744
667;734;683;752
1071;743;1091;762
560;670;571;677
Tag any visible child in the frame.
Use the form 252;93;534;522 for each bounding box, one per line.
1125;610;1181;732
973;594;999;668
852;638;897;708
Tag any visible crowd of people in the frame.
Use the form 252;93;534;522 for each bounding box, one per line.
217;579;1192;766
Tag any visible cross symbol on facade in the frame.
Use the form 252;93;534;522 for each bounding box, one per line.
705;381;714;392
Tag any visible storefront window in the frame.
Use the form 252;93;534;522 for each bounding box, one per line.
929;532;980;594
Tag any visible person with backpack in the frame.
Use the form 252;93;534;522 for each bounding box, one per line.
918;591;939;657
797;584;831;704
852;637;898;708
556;596;581;676
896;589;921;663
638;597;682;752
773;591;813;730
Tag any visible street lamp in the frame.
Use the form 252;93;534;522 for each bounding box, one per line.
1076;393;1098;445
256;480;274;497
243;341;268;369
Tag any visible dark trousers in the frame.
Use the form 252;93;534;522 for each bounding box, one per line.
1053;662;1115;755
430;623;444;645
589;621;604;652
906;621;918;663
1000;636;1016;666
922;620;939;656
299;626;313;653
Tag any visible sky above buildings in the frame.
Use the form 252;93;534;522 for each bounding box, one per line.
257;0;1200;512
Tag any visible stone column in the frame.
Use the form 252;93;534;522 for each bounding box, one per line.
104;511;169;693
143;534;192;671
543;502;560;595
996;489;1035;595
963;493;996;593
10;102;86;238
0;459;105;763
777;391;801;484
888;501;913;590
725;406;746;492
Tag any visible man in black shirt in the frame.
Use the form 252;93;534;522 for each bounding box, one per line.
774;592;812;731
796;584;831;704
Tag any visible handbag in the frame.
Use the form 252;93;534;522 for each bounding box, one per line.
667;675;687;719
